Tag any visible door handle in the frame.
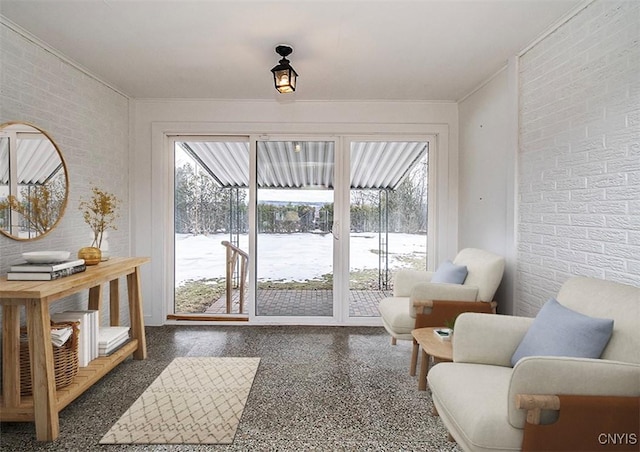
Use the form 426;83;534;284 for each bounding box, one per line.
332;221;340;240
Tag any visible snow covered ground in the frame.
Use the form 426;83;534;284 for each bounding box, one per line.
175;232;427;286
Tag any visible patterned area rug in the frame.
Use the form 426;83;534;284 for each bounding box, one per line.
100;357;260;444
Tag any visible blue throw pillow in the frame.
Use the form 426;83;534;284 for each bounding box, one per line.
511;298;614;367
431;260;468;284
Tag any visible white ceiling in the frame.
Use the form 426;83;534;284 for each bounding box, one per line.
0;0;582;101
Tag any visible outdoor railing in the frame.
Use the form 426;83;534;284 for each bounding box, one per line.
221;241;248;314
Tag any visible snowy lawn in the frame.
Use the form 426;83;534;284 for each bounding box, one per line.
174;232;427;313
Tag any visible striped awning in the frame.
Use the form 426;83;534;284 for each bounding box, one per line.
180;140;427;190
0;129;63;186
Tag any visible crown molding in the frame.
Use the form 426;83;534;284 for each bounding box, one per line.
1;15;130;99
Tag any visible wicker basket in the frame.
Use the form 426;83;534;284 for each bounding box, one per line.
19;321;80;396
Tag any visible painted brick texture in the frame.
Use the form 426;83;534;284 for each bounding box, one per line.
517;0;639;316
0;23;131;324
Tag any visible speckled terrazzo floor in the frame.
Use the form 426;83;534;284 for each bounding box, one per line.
0;325;462;452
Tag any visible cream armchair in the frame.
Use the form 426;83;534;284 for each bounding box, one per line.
427;277;640;452
378;248;505;343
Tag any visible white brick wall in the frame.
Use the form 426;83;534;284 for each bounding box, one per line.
517;0;640;316
0;23;131;324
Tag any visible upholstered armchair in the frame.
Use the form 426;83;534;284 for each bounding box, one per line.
378;248;505;373
378;248;504;375
428;277;640;452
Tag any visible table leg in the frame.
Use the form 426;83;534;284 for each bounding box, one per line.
410;339;419;376
127;267;147;360
88;284;103;316
26;299;59;441
109;278;120;326
2;304;21;408
419;349;430;391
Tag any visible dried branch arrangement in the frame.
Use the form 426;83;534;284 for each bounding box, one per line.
78;186;120;248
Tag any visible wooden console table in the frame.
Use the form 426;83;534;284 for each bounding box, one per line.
0;256;150;441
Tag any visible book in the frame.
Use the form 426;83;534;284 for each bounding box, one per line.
65;310;99;361
50;310;101;366
7;264;87;281
98;326;130;356
99;335;129;356
98;326;130;346
433;328;453;342
10;258;85;273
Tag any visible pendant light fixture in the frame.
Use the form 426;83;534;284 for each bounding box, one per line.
271;45;298;93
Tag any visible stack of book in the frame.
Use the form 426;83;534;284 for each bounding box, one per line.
98;327;130;356
51;310;99;367
7;259;86;281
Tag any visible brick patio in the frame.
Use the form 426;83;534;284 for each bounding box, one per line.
205;289;389;317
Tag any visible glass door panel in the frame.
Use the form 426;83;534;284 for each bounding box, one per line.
256;140;335;317
173;138;250;317
348;141;429;318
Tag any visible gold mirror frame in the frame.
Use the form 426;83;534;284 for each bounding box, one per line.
0;121;69;241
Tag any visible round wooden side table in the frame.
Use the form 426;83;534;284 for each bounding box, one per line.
411;327;453;391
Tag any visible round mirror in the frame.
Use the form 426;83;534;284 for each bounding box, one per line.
0;122;69;240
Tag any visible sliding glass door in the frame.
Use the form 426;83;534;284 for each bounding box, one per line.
253;137;431;321
255;139;337;318
346;140;430;319
172;137;250;318
169;134;433;324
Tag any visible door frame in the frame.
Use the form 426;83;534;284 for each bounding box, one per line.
340;135;437;324
151;121;454;327
249;134;436;325
249;134;342;324
167;134;251;318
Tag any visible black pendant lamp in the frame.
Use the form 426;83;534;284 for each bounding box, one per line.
271;45;298;93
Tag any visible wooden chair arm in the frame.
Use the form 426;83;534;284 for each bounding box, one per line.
412;298;434;308
516;394;561;424
516;394;640;452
